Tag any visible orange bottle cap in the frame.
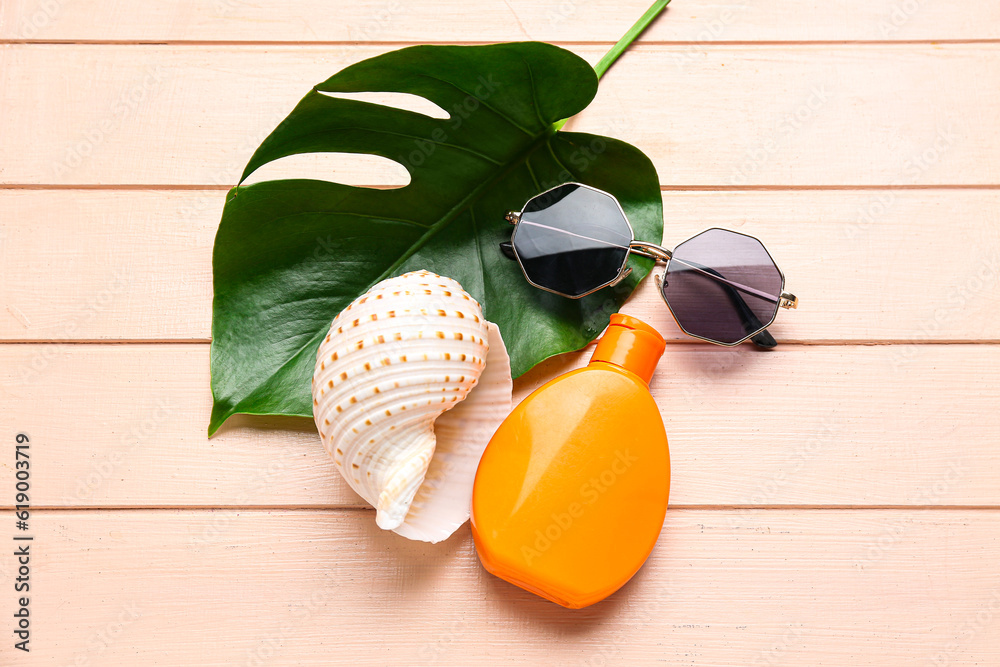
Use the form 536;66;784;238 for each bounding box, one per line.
590;314;666;384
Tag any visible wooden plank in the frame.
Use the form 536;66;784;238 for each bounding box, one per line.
1;509;997;665
1;45;999;186
2;0;999;43
2;343;997;508
3;189;999;342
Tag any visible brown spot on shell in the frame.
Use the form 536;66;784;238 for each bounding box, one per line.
373;386;380;394
394;332;403;341
400;355;407;362
324;418;330;425
371;314;378;321
456;311;464;318
387;311;396;318
443;291;452;297
437;309;446;316
336;405;343;413
436;331;445;339
365;419;372;426
444;353;451;360
332;352;339;361
356;340;364;350
377;335;385;344
460;354;467;362
364;362;371;371
385;409;392;416
340;372;348;381
352;463;359;469
328;380;334;389
454;332;464;340
350;396;357;404
336;448;343;455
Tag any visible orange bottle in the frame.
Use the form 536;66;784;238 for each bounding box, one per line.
471;314;670;609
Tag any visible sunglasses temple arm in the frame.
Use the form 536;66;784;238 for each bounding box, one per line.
673;258;777;349
499;241;517;260
630;243;777;348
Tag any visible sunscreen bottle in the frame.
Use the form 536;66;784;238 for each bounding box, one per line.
471;314;669;609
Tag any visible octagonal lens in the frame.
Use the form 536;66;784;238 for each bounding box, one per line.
661;228;783;344
511;183;632;298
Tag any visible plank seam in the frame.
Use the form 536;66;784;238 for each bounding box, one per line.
5;185;1000;191
3;39;1000;46
2;340;999;346
9;505;1000;512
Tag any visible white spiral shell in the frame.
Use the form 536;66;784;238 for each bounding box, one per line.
312;270;511;542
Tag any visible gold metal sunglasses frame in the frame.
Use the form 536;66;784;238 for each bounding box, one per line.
502;182;798;347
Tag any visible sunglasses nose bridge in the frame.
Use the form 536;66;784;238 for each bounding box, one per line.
629;240;672;263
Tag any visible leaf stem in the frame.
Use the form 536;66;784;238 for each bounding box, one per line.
553;0;670;131
594;0;671;80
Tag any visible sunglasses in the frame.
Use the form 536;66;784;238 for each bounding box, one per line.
499;183;798;348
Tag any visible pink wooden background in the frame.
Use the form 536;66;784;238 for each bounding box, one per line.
1;1;999;664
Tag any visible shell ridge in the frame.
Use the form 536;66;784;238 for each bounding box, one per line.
313;271;508;542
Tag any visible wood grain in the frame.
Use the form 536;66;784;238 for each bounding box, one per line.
2;343;996;508
1;509;997;665
3;189;998;342
2;45;999;186
3;0;999;43
1;2;997;663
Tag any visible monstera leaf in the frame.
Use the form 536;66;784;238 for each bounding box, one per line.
209;42;663;435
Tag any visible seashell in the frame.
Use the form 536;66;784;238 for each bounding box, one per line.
312;270;512;543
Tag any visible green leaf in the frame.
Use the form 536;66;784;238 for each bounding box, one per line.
210;42;662;435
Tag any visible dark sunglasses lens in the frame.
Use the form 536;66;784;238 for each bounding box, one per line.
661;229;783;344
511;184;632;297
